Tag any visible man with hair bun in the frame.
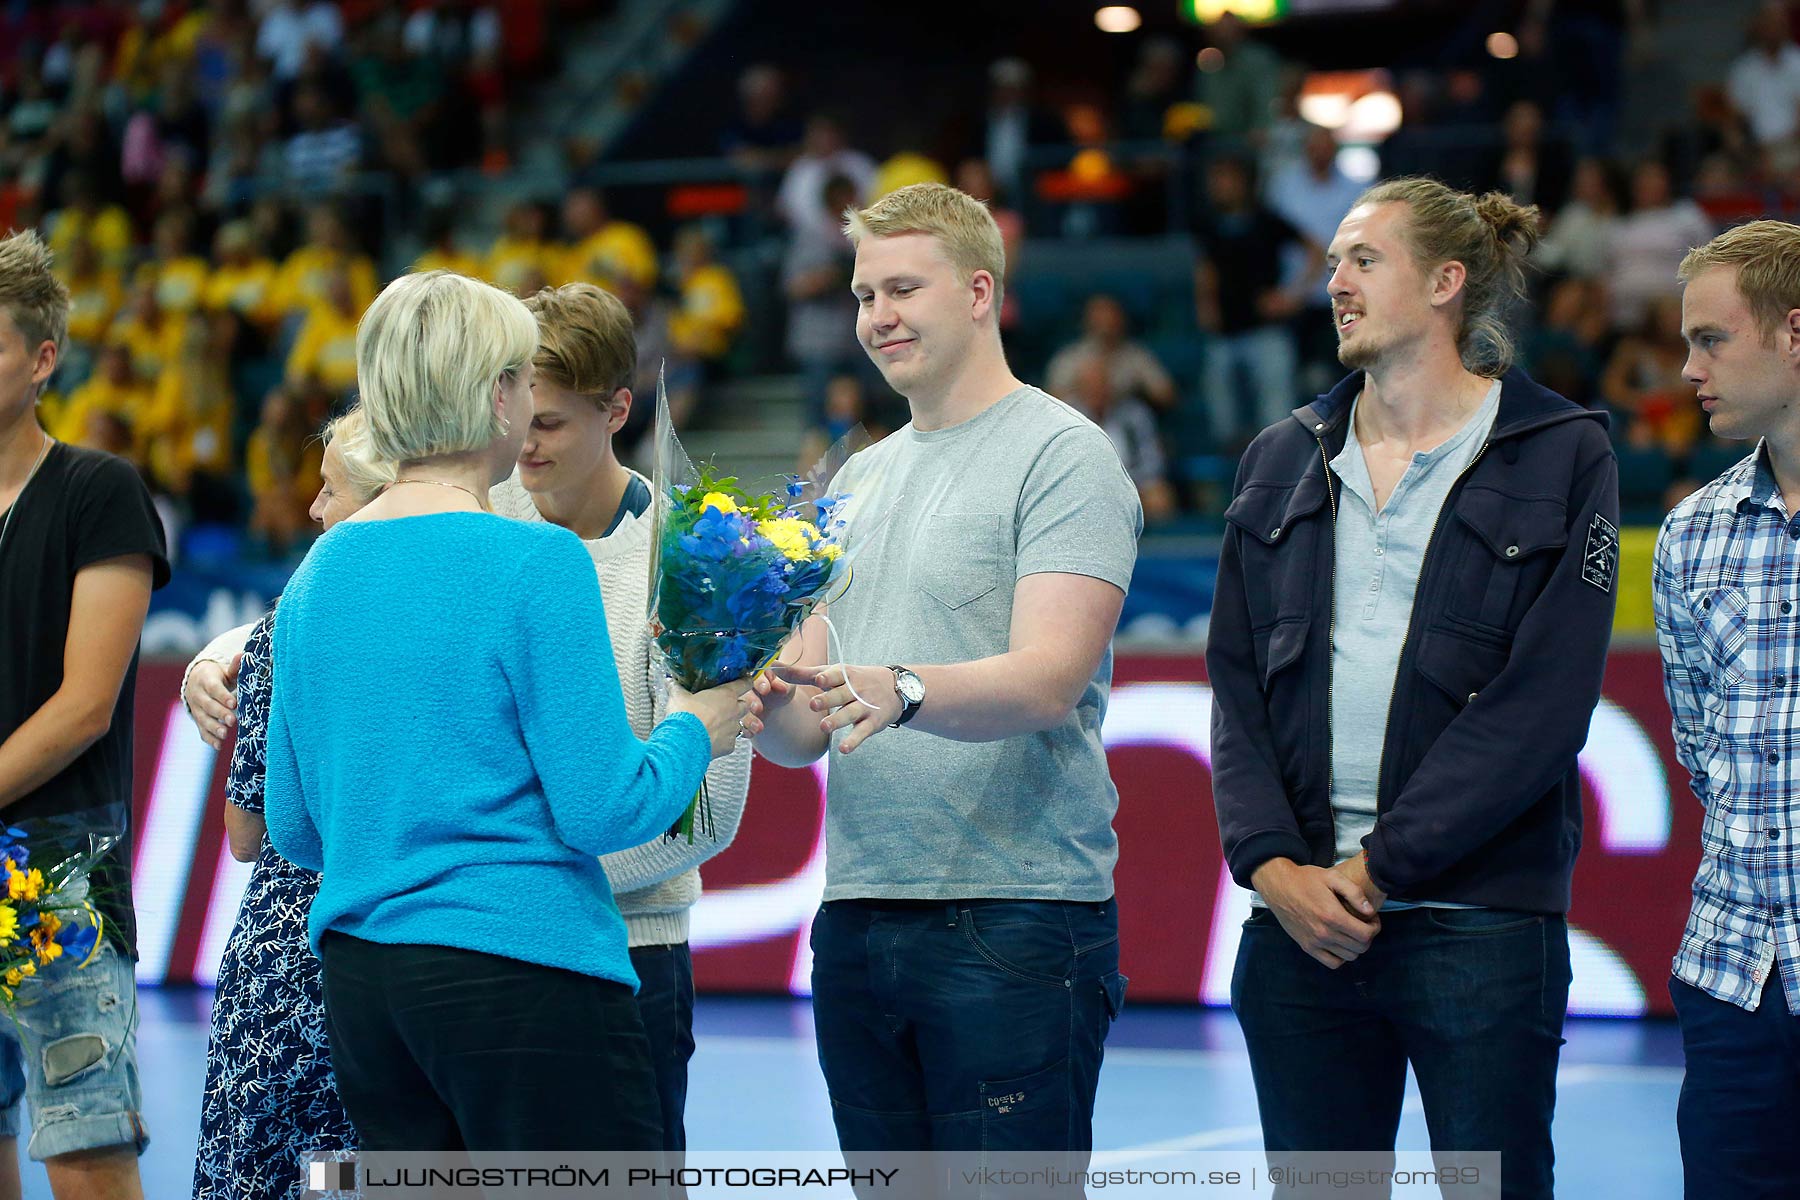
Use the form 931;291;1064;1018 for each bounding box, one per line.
1655;218;1800;1199
1208;178;1619;1196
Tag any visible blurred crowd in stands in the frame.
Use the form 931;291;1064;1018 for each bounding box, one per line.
5;0;1799;562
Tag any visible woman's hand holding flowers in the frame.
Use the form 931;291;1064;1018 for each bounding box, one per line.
668;676;759;759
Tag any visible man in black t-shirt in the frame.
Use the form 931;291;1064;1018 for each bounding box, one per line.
0;231;165;1196
1192;154;1323;449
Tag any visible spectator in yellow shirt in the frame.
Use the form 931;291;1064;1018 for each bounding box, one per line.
139;209;212;315
76;409;138;461
411;207;484;277
246;385;324;558
486;201;561;296
560;187;658;291
108;281;184;385
668;226;745;362
46;172;135;272
285;267;362;401
872;146;950;200
61;238;126;347
271;205;378;320
141;312;237;503
205;221;280;328
51;343;154;448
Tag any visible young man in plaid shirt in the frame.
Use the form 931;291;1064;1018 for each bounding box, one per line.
1655;219;1800;1199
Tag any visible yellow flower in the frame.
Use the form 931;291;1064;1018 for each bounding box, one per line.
0;905;15;943
7;866;43;903
30;911;61;964
756;518;813;564
700;492;739;515
757;517;826;563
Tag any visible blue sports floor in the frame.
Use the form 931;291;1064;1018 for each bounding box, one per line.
12;990;1686;1198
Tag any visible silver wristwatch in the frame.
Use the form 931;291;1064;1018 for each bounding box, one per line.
888;666;925;728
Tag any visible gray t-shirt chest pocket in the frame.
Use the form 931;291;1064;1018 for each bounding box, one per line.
913;512;1011;610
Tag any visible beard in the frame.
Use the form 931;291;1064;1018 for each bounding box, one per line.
1336;322;1392;371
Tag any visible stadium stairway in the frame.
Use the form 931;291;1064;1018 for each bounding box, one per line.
664;373;811;494
516;0;736;185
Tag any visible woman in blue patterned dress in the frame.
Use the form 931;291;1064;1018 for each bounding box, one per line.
192;408;393;1200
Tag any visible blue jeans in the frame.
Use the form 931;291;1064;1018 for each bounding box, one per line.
1232;907;1569;1200
1203;326;1299;447
1671;975;1800;1199
810;898;1126;1156
630;943;696;1154
0;938;147;1162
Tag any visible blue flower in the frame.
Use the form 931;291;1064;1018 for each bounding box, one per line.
56;920;98;964
694;505;750;542
679;506;753;561
715;637;753;679
726;572;789;626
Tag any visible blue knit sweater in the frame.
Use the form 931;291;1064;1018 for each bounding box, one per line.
262;512;712;990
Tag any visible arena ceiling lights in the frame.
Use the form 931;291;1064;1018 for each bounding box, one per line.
1095;6;1144;32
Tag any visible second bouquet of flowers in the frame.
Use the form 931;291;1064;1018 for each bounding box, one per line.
0;823;109;1008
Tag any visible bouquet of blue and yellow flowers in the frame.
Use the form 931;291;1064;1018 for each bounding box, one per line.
648;368;873;841
0;824;107;1008
651;472;847;692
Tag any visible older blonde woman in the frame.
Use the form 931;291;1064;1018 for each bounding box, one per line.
259;270;747;1153
188;279;757;1157
193;406;391;1200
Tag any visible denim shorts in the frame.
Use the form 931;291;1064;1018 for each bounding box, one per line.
0;939;148;1161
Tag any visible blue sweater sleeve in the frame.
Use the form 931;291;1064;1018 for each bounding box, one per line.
507;531;712;855
261;639;323;872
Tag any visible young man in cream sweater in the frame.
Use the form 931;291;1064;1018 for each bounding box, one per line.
184;281;751;1152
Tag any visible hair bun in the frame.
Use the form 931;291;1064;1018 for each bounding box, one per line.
1474;191;1543;256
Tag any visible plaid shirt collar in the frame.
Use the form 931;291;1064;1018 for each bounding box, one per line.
1711;439;1784;515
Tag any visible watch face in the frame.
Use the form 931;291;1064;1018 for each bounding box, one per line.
897;672;925;705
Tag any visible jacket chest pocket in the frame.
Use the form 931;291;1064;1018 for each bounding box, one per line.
1224;480;1326;631
1447;486;1569;634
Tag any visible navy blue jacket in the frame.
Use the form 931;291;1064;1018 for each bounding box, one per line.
1206;369;1619;913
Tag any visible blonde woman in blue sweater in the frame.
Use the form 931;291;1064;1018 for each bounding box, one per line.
261;270;750;1152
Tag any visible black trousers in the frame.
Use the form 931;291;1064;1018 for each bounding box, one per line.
319;932;664;1152
628;943;695;1153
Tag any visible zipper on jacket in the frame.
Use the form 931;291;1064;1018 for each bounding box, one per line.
1371;440;1490;818
1317;431;1338;855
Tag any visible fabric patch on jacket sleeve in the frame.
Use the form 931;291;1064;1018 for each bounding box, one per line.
1581;513;1618;593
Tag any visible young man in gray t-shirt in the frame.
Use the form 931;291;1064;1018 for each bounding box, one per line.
747;184;1142;1158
